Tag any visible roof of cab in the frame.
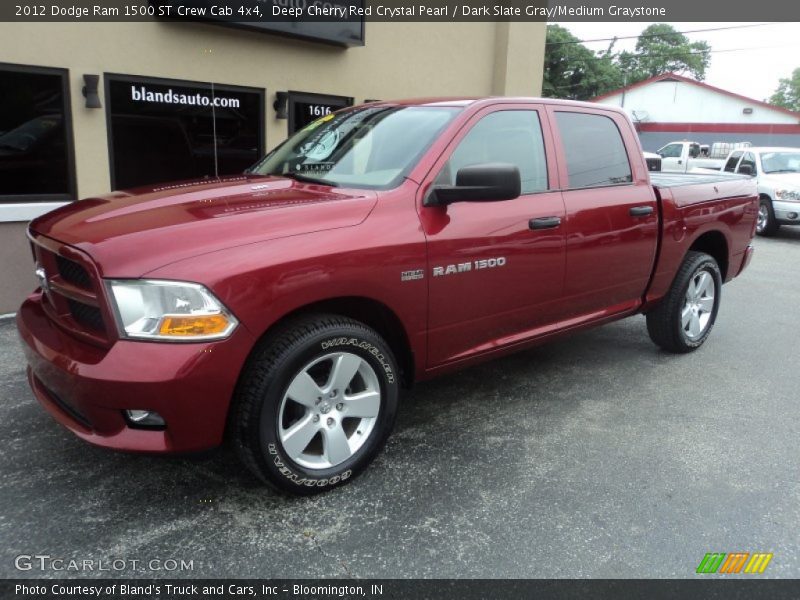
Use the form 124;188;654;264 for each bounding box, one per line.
364;97;629;113
746;146;800;153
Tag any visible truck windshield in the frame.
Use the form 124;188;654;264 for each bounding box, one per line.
250;105;460;189
761;151;800;174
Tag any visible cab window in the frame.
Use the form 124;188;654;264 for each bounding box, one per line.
659;143;682;158
738;152;756;175
555;111;632;188
724;151;743;173
435;110;548;194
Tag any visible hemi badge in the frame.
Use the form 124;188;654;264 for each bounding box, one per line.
401;269;424;282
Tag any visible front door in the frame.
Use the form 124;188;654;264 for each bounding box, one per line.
658;142;684;172
419;106;567;367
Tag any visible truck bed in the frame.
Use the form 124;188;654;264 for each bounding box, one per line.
651;172;755;208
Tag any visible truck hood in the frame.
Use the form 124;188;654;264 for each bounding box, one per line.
30;175;378;277
760;172;800;188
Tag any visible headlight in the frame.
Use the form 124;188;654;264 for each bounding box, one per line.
106;279;238;341
775;189;800;201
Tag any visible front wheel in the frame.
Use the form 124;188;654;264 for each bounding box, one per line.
646;251;722;353
756;198;780;236
232;315;400;494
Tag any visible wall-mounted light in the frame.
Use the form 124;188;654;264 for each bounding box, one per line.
82;74;102;109
273;91;288;119
743;107;754;115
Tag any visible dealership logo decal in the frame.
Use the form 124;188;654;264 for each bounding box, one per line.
696;552;773;574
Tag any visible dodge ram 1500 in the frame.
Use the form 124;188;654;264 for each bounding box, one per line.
17;98;758;494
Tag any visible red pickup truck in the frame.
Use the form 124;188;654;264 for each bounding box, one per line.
17;98;757;494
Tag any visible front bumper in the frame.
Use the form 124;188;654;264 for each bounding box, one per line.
16;293;255;453
773;200;800;224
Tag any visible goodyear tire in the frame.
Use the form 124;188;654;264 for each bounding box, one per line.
646;251;722;353
232;314;399;495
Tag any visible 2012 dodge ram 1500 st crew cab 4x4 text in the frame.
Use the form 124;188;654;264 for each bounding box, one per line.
17;98;758;494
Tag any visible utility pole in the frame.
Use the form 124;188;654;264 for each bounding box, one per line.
621;72;627;108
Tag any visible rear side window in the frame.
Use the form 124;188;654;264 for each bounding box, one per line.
555;112;632;188
436;110;548;194
724;151;743;173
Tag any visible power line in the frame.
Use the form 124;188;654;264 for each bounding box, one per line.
545;43;800;94
548;42;800;66
545;22;780;47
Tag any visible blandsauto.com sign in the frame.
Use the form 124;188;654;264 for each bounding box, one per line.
130;86;242;108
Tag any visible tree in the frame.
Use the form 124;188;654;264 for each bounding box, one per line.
542;25;622;100
542;23;712;101
620;24;711;86
769;68;800;112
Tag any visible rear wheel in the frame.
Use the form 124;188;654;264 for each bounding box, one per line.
232;314;399;494
756;198;780;236
646;251;722;353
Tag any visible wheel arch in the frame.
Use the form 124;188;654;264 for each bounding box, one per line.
224;295;415;448
243;296;415;389
688;230;729;281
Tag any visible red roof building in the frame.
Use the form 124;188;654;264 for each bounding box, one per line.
591;73;800;151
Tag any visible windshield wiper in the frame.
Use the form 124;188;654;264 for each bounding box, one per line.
765;169;799;174
280;171;340;187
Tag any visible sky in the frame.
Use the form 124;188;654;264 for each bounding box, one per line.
554;22;800;102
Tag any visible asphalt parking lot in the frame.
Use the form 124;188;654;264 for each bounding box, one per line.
1;229;799;580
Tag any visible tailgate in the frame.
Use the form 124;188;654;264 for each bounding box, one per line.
650;172;756;207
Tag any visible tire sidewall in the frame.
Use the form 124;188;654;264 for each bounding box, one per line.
253;325;399;493
757;200;771;235
677;257;722;349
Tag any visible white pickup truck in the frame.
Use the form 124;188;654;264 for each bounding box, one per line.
657;140;751;173
712;146;800;236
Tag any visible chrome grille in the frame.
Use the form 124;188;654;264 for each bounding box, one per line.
56;255;92;289
30;232;111;345
67;299;105;332
646;157;662;172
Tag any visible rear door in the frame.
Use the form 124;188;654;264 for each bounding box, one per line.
548;106;659;319
420;105;566;366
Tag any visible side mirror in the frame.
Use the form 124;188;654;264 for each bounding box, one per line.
738;164;754;176
426;163;521;207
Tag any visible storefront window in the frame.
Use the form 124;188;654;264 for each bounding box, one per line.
288;91;353;135
0;64;74;201
107;75;264;190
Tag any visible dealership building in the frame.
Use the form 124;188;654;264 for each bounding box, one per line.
0;19;546;313
592;72;800;151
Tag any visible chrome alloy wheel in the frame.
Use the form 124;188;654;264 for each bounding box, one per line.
278;352;381;470
682;270;716;340
757;203;769;233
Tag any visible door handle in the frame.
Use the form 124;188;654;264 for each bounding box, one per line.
529;216;562;230
678;159;683;164
629;206;654;217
